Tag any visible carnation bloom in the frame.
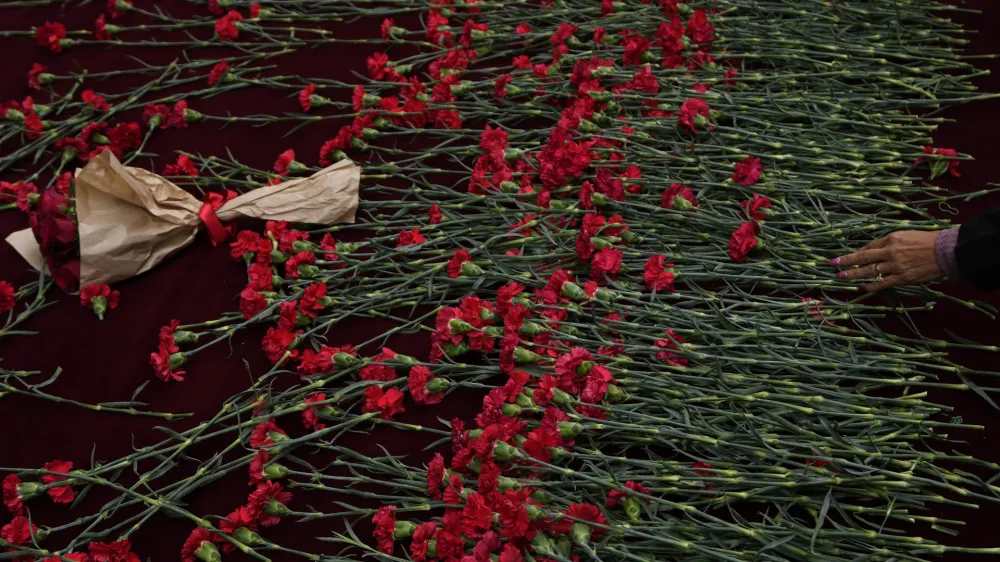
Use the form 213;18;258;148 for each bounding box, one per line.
2;474;24;514
0;281;15;313
408;365;445;405
42;459;75;503
590;247;623;280
80;283;120;320
215;10;243;41
208;60;230;85
372;506;397;554
362;386;406;419
447;249;472;278
643;255;675;292
655;328;688;366
82;90;110;110
164;154;199;176
35;21;67;53
607;481;652;508
728;221;760;262
88;538;141;561
426;453;446;499
181;528;218;562
302;392;327;431
732;156;763;185
1;515;37;546
741;193;771;220
397;227;426;247
660;182;698;210
677;98;710;134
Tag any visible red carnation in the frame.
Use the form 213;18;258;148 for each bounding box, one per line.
2;474;24;515
372;506;397;554
88;538;140;562
919;146;962;178
447;249;472;278
678;98;710;134
208;60;230;86
408;365;444;405
428;204;442;224
553;503;608;539
95;14;112;39
661;182;698;209
362;386;405;420
81;90;110;110
607;481;652;508
685;9;715;44
35;21;67;53
80;283;120;320
728;221;759;262
410;522;437;561
397;227;425;247
302;392;327;431
27;63;48;91
164;154;199;176
250;419;286;448
643;255;675;292
298;84;317;111
42;459;75;503
426;453;446;499
732;156;763;185
655;328;688;366
273;149;296;175
591;247;623;280
381;18;394;40
741;193;771;221
1;515;37;546
0;281;15;313
247;481;292;526
181;528;216;562
215;10;243;41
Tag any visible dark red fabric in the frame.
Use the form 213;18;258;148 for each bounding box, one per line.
1;2;999;560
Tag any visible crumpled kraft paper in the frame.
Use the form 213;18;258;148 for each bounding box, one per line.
6;150;361;286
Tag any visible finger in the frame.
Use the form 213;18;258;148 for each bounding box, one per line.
862;274;903;293
860;236;891;252
834;247;890;268
838;263;880;281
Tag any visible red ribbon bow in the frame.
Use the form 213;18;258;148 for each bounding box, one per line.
198;189;238;246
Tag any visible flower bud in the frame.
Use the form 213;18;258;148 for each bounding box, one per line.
492;442;520;462
90;132;111;145
497;476;520;492
443;341;469;357
5;108;25;121
310;94;332;109
460;261;484;277
269;249;287;263
319;405;342;416
532;533;558;558
271;275;284;288
557;421;582;439
499;180;519;193
263;462;290;480
263;499;291;517
169;352;187;370
620;230;642;244
196;539;221;562
605;384;628;403
578;120;601;134
590;192;611;207
104;23;123;35
448;318;474;335
590;236;618;250
298;264;321;279
525;503;545;520
501;403;522;417
338;242;360;254
330;149;349;162
588;90;611;103
361;128;379;140
183;108;203;123
416;92;431;103
594;288;618;302
234;526;264;545
90;295;110;320
623;497;642;521
484;326;504;339
503;148;523;162
531;489;552;504
292;240;318;253
678;2;694;16
58;38;75;51
425;377;452;393
17;481;45;500
641;50;658;63
387;26;408;39
394;520;417;539
513;347;540;364
373;116;392;129
174;330;198;345
575;361;594;376
560;281;587;301
515;392;536;408
334;352;361;369
425;540;438;558
570;522;592;546
551;388;573;406
470;28;491;42
518;321;544;336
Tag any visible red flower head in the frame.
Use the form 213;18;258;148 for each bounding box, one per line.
239;287;267;319
655;328;688;366
42;459;75;504
215;10;243;41
164;154;199;176
208;60;230;86
107;122;141;157
36;21;67;53
372;507;398;554
428;204;443;224
661;182;698;210
622;35;650;66
250;3;261;17
80;283;120;320
741;193;771;221
362;386;405;420
426;453;446;499
582;364;615;403
181;528;215;562
590;248;623;280
250;419;286;448
42;554;89;562
95;14;112;39
553;503;608;539
273;149;296;175
447;249;472;278
220;506;258;544
150;348;185;382
381;18;395;40
728;221;759;262
607;481;652;508
555;347;592;388
248;449;270;486
299;282;327;319
643;255;675;292
27;63;49;91
678;98;710;134
247;481;292;526
919;146;962;178
142;104;171;128
462;492;494;538
408;365;445;405
0;281;15;313
284;250;315;279
685;9;715;44
299;84;317;111
1;515;37;546
410;522;437;561
2;474;24;515
397;228;425;247
732;156;763;186
88;539;140;562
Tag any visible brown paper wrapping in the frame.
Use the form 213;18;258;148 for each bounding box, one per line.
5;150;361;286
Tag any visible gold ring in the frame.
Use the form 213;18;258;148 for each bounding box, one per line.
876;274;884;282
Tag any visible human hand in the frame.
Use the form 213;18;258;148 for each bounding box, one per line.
830;231;942;292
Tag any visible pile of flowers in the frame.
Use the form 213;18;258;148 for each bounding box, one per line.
0;0;996;561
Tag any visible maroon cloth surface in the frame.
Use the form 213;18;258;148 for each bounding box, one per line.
1;2;1000;560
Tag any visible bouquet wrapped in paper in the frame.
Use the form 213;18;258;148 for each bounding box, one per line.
6;150;361;291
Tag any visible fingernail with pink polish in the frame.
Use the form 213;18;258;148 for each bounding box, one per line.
837;271;847;279
830;258;840;266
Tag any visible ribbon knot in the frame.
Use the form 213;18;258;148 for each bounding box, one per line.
198;189;238;246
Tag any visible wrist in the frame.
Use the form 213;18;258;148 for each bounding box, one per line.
934;227;961;280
